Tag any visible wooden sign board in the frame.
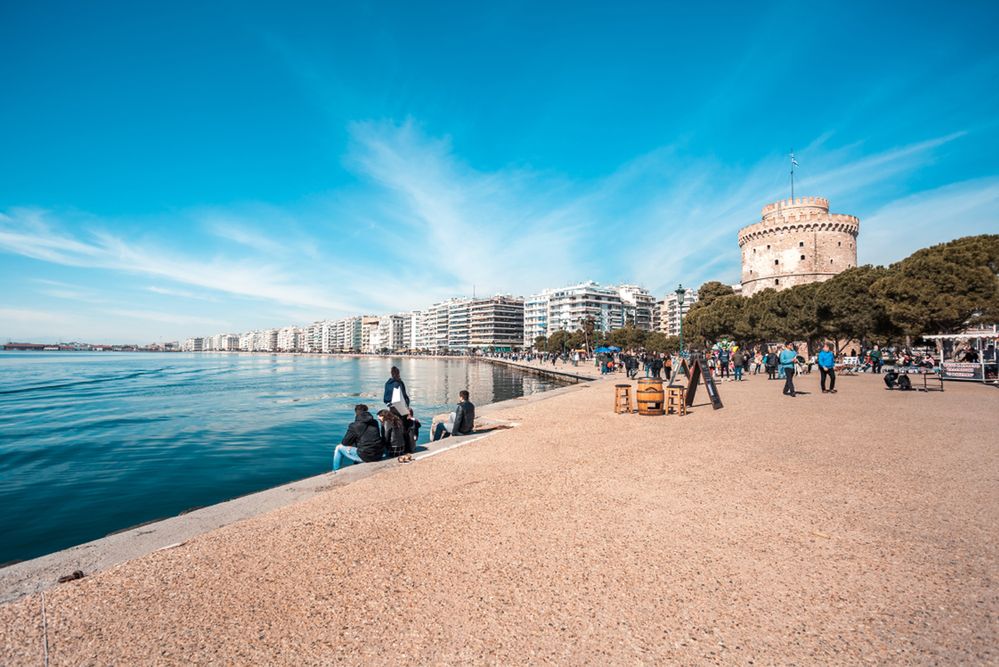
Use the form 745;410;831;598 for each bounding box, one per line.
668;356;689;385
682;356;724;410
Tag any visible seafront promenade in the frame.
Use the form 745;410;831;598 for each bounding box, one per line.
2;371;996;664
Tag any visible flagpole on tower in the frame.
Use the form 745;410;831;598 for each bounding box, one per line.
789;150;798;201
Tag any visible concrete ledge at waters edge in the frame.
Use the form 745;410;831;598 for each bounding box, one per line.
0;380;589;605
478;357;601;383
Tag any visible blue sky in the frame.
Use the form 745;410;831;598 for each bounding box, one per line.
1;1;997;343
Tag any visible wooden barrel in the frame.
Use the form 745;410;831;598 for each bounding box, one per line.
636;378;665;416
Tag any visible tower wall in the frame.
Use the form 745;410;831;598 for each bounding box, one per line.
738;197;859;297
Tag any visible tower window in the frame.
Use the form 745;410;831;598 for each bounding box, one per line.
830;259;834;264
837;241;841;247
774;259;779;265
775;279;780;285
799;241;804;247
800;255;805;260
766;244;771;250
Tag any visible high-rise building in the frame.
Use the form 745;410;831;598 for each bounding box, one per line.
447;299;471;352
360;316;380;353
277;326;301;352
617;285;656;330
658;288;699;337
401;311;421;351
524;281;651;347
182;337;204;352
469;295;524;351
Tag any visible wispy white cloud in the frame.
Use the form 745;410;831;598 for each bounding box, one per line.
146;286;218;301
0;210;357;313
860;177;999;266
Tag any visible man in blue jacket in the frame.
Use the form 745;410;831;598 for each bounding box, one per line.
818;343;837;393
778;342;799;397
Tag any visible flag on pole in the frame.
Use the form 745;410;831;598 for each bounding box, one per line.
790;154;799;167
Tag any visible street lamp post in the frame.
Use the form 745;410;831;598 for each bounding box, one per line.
675;284;686;357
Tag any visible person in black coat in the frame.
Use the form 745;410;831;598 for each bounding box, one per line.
378;409;408;458
333;404;384;470
432;391;476;441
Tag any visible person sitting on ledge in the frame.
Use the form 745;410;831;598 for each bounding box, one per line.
333;404;384;471
432;390;475;441
377;409;408;459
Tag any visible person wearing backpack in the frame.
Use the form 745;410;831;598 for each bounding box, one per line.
718;347;731;381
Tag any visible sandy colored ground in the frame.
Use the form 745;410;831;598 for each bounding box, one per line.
2;370;996;665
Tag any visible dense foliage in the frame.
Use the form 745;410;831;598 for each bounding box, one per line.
682;234;999;349
530;235;999;353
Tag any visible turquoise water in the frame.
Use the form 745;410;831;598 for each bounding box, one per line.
0;352;559;565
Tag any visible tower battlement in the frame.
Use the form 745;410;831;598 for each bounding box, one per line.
761;196;829;222
738;196;860;296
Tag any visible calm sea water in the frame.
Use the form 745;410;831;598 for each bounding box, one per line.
0;352;560;564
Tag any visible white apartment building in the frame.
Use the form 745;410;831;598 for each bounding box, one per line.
182;337;204;352
360;316;380;353
337;316;362;352
469;295;524;351
401;311;421;351
524;281;653;347
658;287;699;337
276;326;301;352
371;314;407;353
447;299;471;352
617;284;656;330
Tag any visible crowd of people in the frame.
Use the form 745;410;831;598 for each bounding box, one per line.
332;366;476;471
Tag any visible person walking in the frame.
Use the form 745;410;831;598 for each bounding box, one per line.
818;343;837;393
779;342;798;397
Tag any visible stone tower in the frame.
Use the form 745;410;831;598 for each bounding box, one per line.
738;196;859;297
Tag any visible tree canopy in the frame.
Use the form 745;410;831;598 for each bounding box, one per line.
529;235;998;353
682;234;999;349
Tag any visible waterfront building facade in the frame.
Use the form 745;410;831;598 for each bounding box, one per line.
657;288;699;336
469;295;524;351
617;284;656;330
524;281;654;347
738;196;859;297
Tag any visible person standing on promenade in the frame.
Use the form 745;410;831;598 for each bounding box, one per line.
870;346;884;374
779;342;798;397
818;343;837;393
718;347;731;381
384;365;416;451
651;355;663;379
763;348;775;379
733;348;745;381
333;404;384;470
